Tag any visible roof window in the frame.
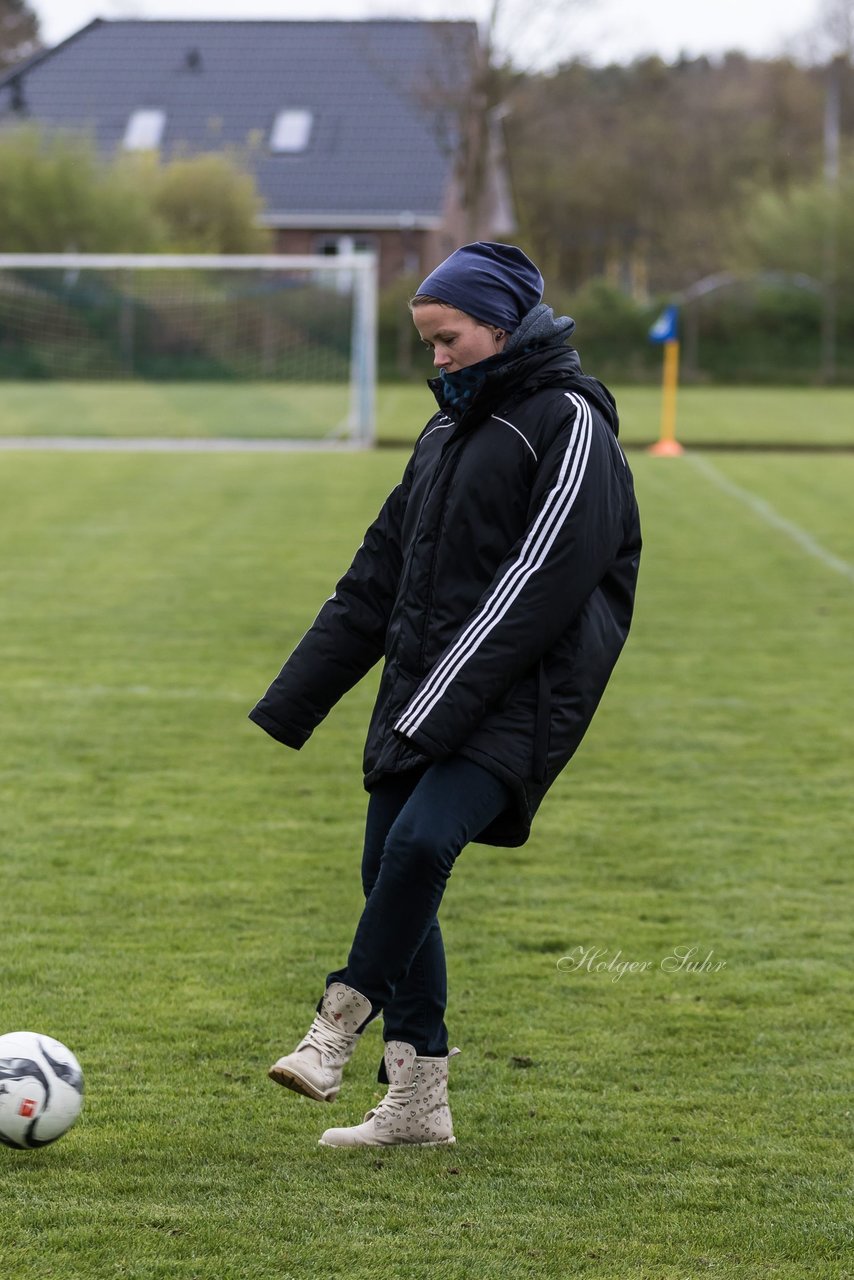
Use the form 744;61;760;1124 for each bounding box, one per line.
123;109;166;151
270;109;313;154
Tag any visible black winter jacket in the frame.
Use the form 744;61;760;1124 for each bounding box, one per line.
249;310;641;846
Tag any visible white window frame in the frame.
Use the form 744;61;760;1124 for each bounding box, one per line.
270;109;313;154
123;109;166;151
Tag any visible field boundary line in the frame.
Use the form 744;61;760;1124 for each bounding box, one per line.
687;452;854;584
0;437;366;453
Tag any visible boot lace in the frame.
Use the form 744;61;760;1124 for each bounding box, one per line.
366;1080;416;1122
302;1015;356;1062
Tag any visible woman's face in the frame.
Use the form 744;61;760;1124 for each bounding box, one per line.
413;303;507;373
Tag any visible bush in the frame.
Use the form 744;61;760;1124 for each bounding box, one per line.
152;152;271;254
0;126;166;251
376;271;853;387
557;280;661;383
680;281;854;384
377;273;424;381
378;277;664;384
0;126;270;254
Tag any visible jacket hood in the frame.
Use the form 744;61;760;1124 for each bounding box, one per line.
504;301;575;352
429;303;620;437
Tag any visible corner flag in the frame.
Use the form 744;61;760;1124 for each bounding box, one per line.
648;304;679;344
647;304;683;456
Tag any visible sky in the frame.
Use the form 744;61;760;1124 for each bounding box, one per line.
28;0;826;68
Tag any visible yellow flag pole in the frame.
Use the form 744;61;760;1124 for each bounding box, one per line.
648;336;684;457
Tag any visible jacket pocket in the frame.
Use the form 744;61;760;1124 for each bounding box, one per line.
366;661;420;752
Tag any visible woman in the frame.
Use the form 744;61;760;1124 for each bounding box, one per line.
249;242;641;1148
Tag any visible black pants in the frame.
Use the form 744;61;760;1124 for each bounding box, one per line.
323;756;510;1063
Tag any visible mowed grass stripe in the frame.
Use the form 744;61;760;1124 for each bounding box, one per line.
687;451;854;565
0;381;350;439
687;453;854;580
0;452;851;1278
2;382;854;446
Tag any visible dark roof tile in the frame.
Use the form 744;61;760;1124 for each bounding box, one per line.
0;19;477;221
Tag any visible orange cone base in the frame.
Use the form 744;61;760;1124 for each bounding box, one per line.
647;438;684;457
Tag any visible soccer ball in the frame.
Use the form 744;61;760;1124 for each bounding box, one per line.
0;1031;84;1149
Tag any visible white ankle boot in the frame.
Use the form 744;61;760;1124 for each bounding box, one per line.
268;981;372;1102
318;1040;459;1146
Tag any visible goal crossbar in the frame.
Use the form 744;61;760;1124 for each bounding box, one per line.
0;254;374;271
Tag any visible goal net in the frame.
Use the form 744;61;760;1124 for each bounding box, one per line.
0;253;377;445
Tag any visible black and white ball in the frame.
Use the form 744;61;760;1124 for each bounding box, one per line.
0;1032;84;1149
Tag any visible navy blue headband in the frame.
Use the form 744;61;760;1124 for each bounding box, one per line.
416;241;544;332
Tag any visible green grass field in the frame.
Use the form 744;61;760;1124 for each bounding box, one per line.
0;434;852;1276
0;380;853;446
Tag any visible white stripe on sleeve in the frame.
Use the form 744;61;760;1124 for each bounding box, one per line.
394;393;593;738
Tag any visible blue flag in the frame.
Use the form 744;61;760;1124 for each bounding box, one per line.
649;304;679;343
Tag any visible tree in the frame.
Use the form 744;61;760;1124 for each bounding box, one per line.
504;54;825;297
811;2;854;378
735;175;854;288
0;0;40;72
421;1;585;244
813;0;854;59
456;0;507;241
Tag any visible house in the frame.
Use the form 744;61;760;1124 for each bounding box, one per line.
0;18;515;286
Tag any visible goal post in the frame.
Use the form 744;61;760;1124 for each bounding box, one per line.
0;253;378;446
